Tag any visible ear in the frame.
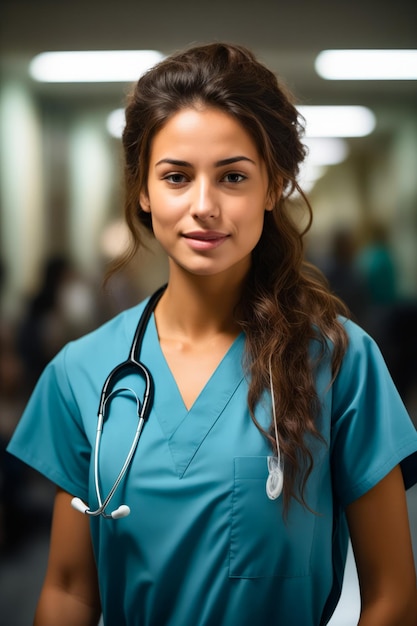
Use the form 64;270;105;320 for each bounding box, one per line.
265;178;283;211
265;190;276;212
265;194;274;212
139;189;151;213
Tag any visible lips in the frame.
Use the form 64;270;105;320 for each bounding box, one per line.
182;230;230;250
182;230;229;241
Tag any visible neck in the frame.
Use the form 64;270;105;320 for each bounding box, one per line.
154;271;244;341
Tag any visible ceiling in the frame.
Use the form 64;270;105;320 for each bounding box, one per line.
1;0;416;110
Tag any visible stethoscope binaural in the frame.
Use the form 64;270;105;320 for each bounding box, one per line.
71;284;283;520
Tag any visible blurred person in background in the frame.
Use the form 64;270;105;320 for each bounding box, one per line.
320;226;370;325
354;219;417;411
6;43;417;625
353;218;399;347
16;255;98;393
0;261;35;550
355;219;398;307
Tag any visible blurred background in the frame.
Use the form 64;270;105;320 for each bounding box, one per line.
0;1;416;624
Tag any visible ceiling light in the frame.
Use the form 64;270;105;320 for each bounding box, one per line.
303;137;349;166
298;105;376;137
100;219;131;258
315;49;417;80
106;106;374;141
296;139;348;193
29;50;165;83
107;108;125;138
298;163;328;192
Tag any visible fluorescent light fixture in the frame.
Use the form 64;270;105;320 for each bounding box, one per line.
315;49;417;80
100;219;131;258
106;106;372;142
29;50;165;83
298;105;376;137
298;163;328;192
303;137;349;166
297;139;348;192
107;108;125;138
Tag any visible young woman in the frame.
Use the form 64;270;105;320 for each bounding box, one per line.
7;43;417;625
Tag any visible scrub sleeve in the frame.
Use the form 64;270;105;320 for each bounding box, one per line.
331;320;417;505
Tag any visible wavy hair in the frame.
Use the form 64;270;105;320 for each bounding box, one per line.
113;42;349;510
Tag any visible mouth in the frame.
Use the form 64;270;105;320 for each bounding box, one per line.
183;230;229;241
182;230;230;250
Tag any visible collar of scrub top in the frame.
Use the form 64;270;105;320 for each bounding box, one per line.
71;284;167;519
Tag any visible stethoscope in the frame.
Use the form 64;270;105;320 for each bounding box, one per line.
71;285;166;519
71;284;283;520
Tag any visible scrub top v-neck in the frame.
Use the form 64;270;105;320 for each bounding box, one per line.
147;314;246;477
7;295;417;626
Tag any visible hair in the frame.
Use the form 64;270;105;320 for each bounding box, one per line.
114;42;349;510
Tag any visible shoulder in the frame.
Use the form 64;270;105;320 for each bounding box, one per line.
326;316;394;400
340;316;373;343
311;316;374;370
337;316;386;372
325;316;401;422
40;298;154;392
61;299;150;364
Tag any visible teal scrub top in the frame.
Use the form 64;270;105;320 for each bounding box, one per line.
7;296;417;626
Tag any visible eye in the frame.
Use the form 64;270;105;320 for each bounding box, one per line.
163;172;188;184
222;172;247;183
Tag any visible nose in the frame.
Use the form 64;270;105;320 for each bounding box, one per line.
190;177;219;220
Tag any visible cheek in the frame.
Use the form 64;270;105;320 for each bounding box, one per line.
245;202;267;231
250;205;268;240
148;210;177;248
248;223;265;251
149;189;184;220
151;210;179;234
236;210;266;253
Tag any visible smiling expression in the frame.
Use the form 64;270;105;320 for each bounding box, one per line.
140;106;273;281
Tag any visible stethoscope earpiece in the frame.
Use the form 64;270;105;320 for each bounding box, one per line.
71;497;90;514
111;505;131;519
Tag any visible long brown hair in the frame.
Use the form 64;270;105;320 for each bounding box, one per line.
115;42;349;509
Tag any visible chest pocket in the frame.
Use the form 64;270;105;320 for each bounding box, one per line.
229;457;316;578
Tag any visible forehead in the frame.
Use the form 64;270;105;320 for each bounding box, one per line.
149;106;260;160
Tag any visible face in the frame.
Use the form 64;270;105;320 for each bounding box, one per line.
140;106;273;281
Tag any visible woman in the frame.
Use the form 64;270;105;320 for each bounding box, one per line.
7;43;417;625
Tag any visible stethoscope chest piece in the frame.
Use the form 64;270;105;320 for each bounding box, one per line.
266;455;284;500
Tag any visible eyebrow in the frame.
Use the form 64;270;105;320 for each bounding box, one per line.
155;156;256;167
